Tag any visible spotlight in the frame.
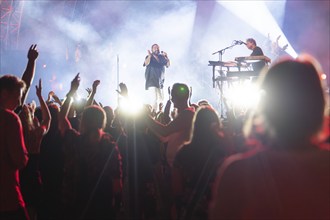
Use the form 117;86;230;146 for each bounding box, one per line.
225;80;260;111
119;96;143;116
74;94;82;103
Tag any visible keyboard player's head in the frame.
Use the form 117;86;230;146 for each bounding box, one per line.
246;38;257;50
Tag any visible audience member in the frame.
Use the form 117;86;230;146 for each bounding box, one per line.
172;106;228;220
38;103;64;220
19;79;51;220
144;83;195;167
0;75;29;220
59;74;122;220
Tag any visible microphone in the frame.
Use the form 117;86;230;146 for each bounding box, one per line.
234;40;246;45
161;51;168;58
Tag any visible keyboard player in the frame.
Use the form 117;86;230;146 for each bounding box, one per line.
245;38;267;74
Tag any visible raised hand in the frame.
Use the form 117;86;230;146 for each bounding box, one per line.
86;88;92;95
158;102;164;112
36;79;42;98
48;91;54;98
20;44;39;106
27;44;39;61
116;82;128;97
164;99;171;113
85;80;100;107
276;35;281;42
70;73;80;92
47;91;54;103
92;80;100;92
52;93;62;106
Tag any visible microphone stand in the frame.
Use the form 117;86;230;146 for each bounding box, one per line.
212;43;237;119
212;43;236;61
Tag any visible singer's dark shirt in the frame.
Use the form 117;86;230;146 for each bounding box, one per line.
251;46;266;74
144;54;168;90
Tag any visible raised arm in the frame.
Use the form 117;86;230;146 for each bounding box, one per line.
143;50;152;67
36;79;51;133
52;93;63;107
46;91;54;104
58;73;80;136
21;44;39;104
116;82;128;98
86;80;100;107
145;109;194;137
46;91;62;107
163;99;172;124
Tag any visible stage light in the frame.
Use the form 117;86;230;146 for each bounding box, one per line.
225;80;260;112
74;94;82;103
119;96;144;116
217;1;298;58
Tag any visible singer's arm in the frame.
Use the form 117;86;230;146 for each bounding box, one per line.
165;57;170;68
143;50;152;67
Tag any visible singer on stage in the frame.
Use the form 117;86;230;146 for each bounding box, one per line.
143;43;170;112
245;38;267;74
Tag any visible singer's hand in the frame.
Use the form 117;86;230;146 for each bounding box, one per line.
148;50;152;56
162;51;168;57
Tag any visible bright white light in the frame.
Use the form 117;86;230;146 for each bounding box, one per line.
225;81;260;111
119;96;144;116
217;1;297;58
74;94;82;102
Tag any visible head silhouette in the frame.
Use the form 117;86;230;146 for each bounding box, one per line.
0;75;26;110
190;106;221;145
80;105;106;134
171;83;190;108
253;54;326;142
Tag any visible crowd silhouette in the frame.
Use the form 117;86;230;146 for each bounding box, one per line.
0;45;329;220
